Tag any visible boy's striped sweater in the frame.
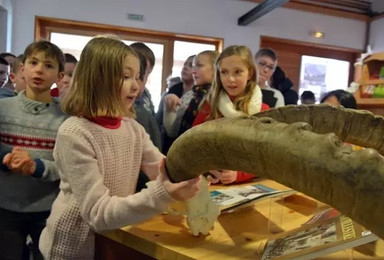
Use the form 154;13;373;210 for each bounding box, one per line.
0;91;67;212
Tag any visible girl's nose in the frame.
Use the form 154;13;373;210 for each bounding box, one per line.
132;80;139;91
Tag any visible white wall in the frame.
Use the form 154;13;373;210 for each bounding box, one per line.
11;0;367;55
369;17;384;53
372;0;384;13
0;0;12;52
0;7;7;52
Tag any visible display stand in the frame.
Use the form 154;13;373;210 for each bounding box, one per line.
95;179;384;260
267;194;285;234
355;52;384;116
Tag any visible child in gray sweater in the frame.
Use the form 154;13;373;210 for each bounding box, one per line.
0;40;66;259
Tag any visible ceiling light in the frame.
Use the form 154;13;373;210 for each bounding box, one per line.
312;31;325;39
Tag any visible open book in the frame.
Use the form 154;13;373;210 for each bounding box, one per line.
210;183;295;213
261;214;379;260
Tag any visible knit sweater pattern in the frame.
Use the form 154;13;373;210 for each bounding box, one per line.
0;91;67;212
39;116;172;259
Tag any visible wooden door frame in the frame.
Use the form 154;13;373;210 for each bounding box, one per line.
35;16;223;93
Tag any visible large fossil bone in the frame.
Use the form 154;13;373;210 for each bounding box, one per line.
165;105;384;239
254;104;384;155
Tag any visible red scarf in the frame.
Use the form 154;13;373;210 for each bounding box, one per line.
87;116;122;129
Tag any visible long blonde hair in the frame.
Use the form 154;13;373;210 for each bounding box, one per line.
62;35;137;118
206;45;257;120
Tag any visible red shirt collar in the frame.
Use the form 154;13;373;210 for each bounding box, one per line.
87;116;122;129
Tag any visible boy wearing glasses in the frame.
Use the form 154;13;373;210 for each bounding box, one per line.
254;48;285;108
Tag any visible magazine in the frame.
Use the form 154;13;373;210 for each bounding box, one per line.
302;207;341;226
261;214;379;260
210;183;295;213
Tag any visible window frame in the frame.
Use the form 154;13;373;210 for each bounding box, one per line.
35;16;223;93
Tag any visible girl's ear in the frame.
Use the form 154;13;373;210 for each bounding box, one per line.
248;68;255;81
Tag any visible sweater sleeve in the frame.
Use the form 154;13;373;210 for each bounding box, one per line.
163;108;177;138
163;104;187;138
235;171;256;183
0;151;60;181
31;158;60;181
163;91;194;138
54;131;173;233
0;151;10;171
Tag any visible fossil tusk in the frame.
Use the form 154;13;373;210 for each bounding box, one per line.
165;105;384;239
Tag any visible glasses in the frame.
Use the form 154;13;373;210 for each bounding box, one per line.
258;61;275;71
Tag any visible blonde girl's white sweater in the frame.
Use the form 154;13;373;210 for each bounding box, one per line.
39;116;172;259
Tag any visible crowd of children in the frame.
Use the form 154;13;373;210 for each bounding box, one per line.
0;35;358;259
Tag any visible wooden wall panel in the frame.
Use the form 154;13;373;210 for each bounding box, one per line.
260;36;362;94
273;50;302;91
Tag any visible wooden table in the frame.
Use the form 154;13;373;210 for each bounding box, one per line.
95;179;384;259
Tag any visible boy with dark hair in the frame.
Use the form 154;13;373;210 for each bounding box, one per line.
51;53;78;98
320;89;357;109
301;90;316;104
254;48;285;108
130;42;155;73
130;42;161;144
130;43;162;192
0;56;12;98
0;52;16;65
9;54;26;94
0;40;67;259
0;52;17;92
132;50;161;150
130;42;156;116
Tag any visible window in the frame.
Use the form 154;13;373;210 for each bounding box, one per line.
36;17;222;111
171;40;216;78
298;55;350;103
50;32;165;109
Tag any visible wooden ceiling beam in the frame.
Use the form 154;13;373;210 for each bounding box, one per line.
238;0;290;26
243;0;370;21
308;0;371;11
293;0;370;14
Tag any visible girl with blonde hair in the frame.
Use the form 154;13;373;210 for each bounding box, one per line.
39;35;200;259
163;50;219;139
193;45;269;184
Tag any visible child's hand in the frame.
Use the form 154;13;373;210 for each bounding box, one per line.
159;159;201;201
2;147;36;175
220;170;237;184
165;94;181;112
207;170;223;184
